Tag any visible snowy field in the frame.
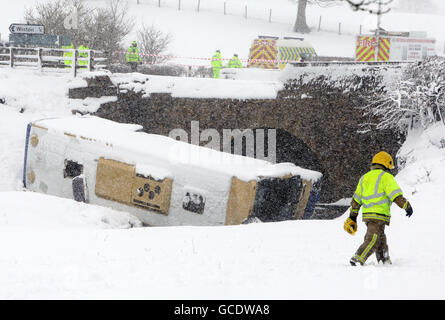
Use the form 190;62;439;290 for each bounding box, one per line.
89;0;445;63
2;0;445;64
1;68;445;299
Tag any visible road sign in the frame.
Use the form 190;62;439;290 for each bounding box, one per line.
9;34;72;47
9;24;45;35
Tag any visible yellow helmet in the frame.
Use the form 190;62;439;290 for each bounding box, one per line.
372;151;395;170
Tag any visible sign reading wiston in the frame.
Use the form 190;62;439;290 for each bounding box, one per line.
9;24;45;35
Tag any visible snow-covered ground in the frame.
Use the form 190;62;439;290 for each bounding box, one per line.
1;67;445;299
111;0;445;63
0;69;74;192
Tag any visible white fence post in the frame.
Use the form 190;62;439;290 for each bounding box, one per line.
318;16;322;31
224;2;226;15
72;49;77;78
9;48;13;68
269;9;272;23
197;0;200;12
88;50;92;72
37;48;43;70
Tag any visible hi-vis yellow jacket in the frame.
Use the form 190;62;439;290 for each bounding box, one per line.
63;43;75;66
352;169;403;224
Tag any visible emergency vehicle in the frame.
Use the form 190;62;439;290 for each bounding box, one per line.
248;35;317;70
355;31;437;62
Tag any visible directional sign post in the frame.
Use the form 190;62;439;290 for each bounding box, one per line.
9;34;72;47
9;24;45;35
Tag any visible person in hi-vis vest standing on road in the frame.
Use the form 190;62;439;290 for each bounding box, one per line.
126;41;142;72
344;151;413;266
78;41;90;70
211;50;223;79
62;42;75;68
226;54;243;68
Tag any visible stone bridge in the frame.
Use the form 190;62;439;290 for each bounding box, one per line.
69;67;403;203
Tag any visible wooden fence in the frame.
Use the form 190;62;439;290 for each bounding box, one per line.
0;47;107;77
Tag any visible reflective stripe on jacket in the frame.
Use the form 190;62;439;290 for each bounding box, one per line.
78;45;89;66
353;169;403;222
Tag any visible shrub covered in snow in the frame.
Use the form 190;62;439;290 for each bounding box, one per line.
362;57;445;132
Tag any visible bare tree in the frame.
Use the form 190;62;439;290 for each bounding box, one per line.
293;0;340;34
84;0;134;63
24;0;89;46
293;0;311;33
25;0;134;63
136;24;171;64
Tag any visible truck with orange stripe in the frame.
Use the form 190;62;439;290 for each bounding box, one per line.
355;31;436;62
248;35;317;70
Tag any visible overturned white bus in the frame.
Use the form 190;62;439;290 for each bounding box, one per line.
23;116;322;226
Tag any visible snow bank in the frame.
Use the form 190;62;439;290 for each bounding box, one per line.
1;204;445;299
396;122;445;223
0;69;87;191
111;73;283;99
0;107;35;191
70;96;118;114
0;69;72;116
221;68;282;81
0;191;141;229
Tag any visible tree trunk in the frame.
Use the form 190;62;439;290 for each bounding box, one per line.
293;0;311;33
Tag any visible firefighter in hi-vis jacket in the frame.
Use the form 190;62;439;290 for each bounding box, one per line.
344;151;414;266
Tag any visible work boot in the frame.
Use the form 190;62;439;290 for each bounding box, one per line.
350;256;363;266
377;251;392;265
379;257;392;265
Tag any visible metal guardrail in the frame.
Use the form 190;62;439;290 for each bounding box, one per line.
0;47;108;77
289;60;411;68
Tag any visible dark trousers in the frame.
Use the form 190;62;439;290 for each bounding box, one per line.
353;220;389;264
128;62;138;72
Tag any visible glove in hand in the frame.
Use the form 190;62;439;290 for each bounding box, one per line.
344;217;357;235
405;205;413;218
